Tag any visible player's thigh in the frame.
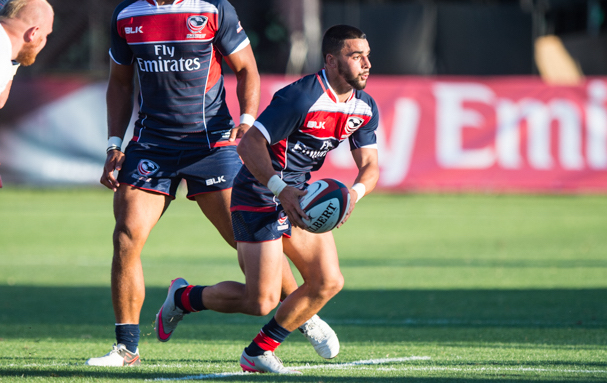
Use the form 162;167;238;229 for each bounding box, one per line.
283;227;342;285
238;240;284;304
114;185;171;240
193;189;235;248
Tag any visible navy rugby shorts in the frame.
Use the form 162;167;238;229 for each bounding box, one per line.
231;209;292;243
117;141;242;199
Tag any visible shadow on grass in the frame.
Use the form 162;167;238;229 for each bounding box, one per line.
0;366;604;383
0;286;605;344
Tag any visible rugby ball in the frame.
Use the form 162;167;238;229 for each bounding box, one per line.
299;178;350;233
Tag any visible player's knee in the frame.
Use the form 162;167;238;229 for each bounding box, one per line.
247;296;280;317
112;224;144;252
313;273;344;301
113;225;130;247
325;273;345;297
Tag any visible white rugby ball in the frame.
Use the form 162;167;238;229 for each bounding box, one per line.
299;178;350;233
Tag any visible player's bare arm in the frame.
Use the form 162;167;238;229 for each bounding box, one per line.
100;61;135;192
237;127;308;228
224;44;260;141
336;146;379;228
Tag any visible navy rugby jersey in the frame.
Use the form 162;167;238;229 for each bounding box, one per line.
110;0;249;149
231;69;379;212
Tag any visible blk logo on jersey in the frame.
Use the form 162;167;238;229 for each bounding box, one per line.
307;121;326;129
125;26;143;34
137;159;160;177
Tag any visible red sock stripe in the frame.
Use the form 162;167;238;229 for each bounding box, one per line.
253;330;281;352
180;285;197;313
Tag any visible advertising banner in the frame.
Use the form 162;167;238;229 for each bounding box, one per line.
225;76;607;193
2;75;607;193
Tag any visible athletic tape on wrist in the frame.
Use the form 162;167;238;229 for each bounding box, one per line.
106;136;123;152
267;175;287;197
240;113;255;126
352;183;366;203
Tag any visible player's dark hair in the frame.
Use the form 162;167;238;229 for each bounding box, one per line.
322;25;366;63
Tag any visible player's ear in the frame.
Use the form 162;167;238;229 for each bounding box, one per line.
23;25;39;43
325;54;337;69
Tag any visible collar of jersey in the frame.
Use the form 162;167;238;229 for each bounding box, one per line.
320;69;355;104
146;0;185;6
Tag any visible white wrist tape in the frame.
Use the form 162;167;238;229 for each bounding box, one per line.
240;113;256;126
106;136;123;152
351;183;366;203
267;175;287;197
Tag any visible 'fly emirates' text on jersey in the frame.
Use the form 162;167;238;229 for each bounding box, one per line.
232;69;379;212
110;0;249;149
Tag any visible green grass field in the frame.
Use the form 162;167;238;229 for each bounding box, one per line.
1;187;606;382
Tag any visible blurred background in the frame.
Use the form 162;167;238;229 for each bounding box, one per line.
12;0;607;77
1;0;607;191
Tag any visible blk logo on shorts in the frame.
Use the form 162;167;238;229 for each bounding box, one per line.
137;159;160;177
205;175;226;186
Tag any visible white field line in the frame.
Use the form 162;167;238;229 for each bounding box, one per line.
296;356;430;370
149;357;429;381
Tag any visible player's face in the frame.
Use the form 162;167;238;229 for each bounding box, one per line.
336;38;371;90
17;16;53;66
17;35;43;66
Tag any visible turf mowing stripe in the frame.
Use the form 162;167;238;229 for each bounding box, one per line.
149;364;607;381
166;316;607;327
335;318;607;327
373;366;607;374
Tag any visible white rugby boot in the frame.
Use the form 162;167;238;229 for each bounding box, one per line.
85;344;140;366
155;277;189;342
239;349;302;374
299;314;340;359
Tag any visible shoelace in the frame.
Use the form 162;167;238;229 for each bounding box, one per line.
108;345;127;357
302;322;327;342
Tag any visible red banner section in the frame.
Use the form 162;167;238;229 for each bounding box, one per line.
226;76;607;193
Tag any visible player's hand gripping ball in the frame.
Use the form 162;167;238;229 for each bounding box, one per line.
299;178;351;233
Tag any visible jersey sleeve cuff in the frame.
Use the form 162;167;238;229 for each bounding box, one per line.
109;49;134;66
253;121;272;144
229;38;250;55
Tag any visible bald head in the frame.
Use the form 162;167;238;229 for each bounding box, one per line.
0;0;53;64
0;0;53;22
